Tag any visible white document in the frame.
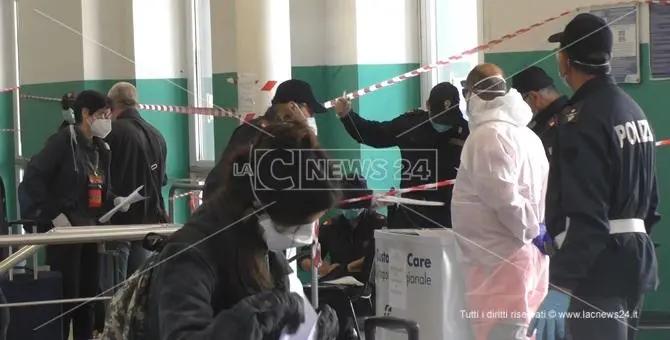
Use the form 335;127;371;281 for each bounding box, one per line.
52;213;72;228
322;276;364;287
389;248;408;310
376;196;444;207
237;73;257;114
98;185;148;223
279;294;318;340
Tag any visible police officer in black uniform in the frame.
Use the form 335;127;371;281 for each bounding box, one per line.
527;13;660;340
511;66;568;156
333;83;468;229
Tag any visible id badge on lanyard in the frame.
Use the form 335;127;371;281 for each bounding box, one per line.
86;150;103;209
88;174;103;208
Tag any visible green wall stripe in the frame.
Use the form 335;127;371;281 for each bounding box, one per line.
0;91;15;221
486;44;670;317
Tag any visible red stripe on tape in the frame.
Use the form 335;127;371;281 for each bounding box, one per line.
260;80;277;91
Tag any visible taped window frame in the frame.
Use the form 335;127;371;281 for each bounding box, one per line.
187;0;216;175
419;0;483;107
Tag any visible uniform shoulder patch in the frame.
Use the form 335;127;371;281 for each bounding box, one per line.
559;106;580;124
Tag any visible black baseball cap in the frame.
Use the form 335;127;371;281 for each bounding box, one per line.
511;66;554;94
428;82;460;113
271;79;327;114
548;13;613;65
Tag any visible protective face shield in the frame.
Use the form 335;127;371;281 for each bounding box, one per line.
90;118;112;138
466;75;507;115
258;214;316;251
62;109;75;124
341;208;363;221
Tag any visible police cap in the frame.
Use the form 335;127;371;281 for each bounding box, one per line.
548;13;613;65
511;66;554;94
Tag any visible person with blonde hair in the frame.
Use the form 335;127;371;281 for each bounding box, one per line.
95;81;168;332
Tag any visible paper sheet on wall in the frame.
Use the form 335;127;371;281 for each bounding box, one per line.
237;73;257;114
98;185;148;223
389;248;408;310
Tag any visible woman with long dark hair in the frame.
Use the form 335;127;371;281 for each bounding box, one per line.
145;103;341;339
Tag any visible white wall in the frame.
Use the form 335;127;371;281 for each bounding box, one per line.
82;0;135;80
482;0;650;54
290;0;327;67
214;0;420;72
133;0;188;79
18;0;85;84
0;1;16;87
211;0;237;74
355;0;420;65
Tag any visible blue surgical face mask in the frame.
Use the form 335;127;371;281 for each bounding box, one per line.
430;121;451;133
341;209;362;221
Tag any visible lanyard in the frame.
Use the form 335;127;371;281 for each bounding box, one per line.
85;150;100;176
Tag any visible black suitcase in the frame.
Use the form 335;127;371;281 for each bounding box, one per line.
0;268;64;340
364;316;419;340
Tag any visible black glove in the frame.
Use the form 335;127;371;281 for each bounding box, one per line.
315;305;339;340
236;290;305;337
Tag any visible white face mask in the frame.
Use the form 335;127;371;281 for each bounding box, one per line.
90;118;112;138
307;117;318;136
258;215;316;251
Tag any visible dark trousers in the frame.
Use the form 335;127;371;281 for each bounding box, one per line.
46;243;100;340
566;233;657;340
567;294;643;340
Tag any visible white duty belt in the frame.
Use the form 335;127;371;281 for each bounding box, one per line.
555;218;646;249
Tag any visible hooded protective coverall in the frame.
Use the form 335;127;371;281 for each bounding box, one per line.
451;88;549;340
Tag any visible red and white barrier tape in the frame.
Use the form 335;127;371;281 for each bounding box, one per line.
226;78;279;92
16;93;242;118
0;86;19;93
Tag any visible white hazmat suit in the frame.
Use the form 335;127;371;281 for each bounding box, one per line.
451;83;549;340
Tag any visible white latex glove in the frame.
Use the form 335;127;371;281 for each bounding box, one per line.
114;196;131;212
52;213;72;228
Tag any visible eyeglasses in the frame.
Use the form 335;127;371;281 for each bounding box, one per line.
92;108;111;119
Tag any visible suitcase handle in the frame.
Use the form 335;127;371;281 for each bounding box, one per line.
363;316;419;340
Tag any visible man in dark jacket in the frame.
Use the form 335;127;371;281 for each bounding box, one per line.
511;66;568;157
105;82;168;274
202;80;374;209
333;82;469;228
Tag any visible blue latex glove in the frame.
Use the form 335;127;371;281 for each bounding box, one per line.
532;223;555;256
527;289;571;340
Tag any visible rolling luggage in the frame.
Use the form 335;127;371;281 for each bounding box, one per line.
363;316;419;340
0;267;64;340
